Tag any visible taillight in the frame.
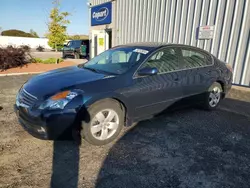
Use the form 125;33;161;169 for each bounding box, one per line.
226;64;233;73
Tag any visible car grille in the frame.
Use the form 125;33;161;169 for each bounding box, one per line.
18;88;38;107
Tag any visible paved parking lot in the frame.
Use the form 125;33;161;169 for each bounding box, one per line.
0;75;250;188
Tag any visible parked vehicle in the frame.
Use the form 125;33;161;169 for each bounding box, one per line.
15;43;233;145
62;39;89;59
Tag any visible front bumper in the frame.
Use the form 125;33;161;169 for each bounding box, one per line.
14;104;78;140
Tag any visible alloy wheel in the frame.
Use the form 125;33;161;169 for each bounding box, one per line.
90;109;119;141
208;86;221;107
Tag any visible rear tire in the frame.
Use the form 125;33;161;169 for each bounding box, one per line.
81;100;124;145
74;52;80;59
202;82;223;110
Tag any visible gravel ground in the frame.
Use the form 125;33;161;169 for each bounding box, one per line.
0;75;250;188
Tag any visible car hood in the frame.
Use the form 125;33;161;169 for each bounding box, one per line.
23;66;106;99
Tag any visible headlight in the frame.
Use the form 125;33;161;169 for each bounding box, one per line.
39;90;79;110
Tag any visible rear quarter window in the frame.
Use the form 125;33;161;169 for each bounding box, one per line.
181;49;213;68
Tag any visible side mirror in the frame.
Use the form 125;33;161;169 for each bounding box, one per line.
63;44;67;47
137;67;158;76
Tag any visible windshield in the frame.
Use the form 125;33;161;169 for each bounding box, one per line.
67;40;81;47
81;47;149;74
66;41;72;47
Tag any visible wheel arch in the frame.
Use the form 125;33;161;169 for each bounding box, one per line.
83;95;131;125
215;80;226;98
87;97;126;112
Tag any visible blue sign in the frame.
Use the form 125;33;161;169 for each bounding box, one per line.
91;2;112;26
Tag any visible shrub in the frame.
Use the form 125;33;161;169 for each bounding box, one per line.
57;45;64;52
0;46;32;71
43;58;63;64
51;45;63;52
20;45;31;51
31;58;43;63
36;45;45;52
32;57;63;64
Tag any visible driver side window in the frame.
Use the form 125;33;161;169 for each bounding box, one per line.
141;47;180;73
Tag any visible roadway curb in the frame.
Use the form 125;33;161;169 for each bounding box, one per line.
227;86;250;102
0;72;43;76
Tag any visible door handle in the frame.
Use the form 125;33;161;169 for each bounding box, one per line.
206;70;212;75
174;78;179;82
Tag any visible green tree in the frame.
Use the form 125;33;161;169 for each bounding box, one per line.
2;29;34;37
67;34;89;40
30;29;39;38
68;35;81;40
46;0;70;51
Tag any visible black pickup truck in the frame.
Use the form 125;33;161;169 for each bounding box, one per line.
62;40;89;59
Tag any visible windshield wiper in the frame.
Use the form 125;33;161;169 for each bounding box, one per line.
82;66;119;75
83;66;100;73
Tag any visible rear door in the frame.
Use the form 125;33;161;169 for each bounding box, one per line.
128;47;185;119
179;47;214;97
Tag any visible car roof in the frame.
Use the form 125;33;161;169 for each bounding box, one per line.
116;42;212;55
116;42;167;50
70;39;89;42
112;42;166;51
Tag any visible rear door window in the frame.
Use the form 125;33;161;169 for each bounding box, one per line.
181;48;212;68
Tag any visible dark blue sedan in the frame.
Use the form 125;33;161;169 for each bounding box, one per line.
15;43;233;145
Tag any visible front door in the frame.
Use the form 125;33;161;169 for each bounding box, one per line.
128;47;185;119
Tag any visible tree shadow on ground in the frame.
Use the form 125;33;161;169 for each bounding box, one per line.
95;98;250;188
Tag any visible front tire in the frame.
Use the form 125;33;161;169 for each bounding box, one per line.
81;100;124;145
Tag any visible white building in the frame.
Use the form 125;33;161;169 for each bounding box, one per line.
0;36;52;49
89;0;250;86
